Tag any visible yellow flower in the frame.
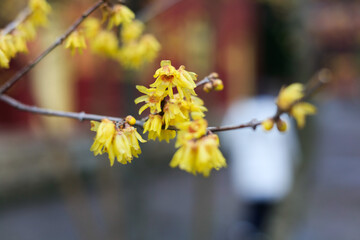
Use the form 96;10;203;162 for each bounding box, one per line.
90;120;146;166
118;42;143;68
175;118;208;148
90;119;116;156
0;49;9;68
90;30;118;57
163;98;188;129
176;65;197;99
143;114;176;142
13;33;28;53
276;83;304;110
121;20;144;43
0;35;17;58
150;60;181;98
107;5;135;29
170;134;227;177
83;18;101;38
29;0;51;14
65;31;87;55
17;22;37;40
290;102;316;128
137;34;161;62
135;86;165;114
110;126;146;165
277;83;317;128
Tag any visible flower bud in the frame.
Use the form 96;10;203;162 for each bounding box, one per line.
203;82;213;93
262;119;274;131
213;79;224;91
276;119;287;132
125;115;136;125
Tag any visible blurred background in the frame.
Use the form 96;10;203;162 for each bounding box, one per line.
1;0;360;239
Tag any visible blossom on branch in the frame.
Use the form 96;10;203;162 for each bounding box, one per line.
276;83;317;128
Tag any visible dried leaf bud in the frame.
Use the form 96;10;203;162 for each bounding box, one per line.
262;119;274;131
276;119;287;132
203;82;213;93
125;115;136;125
213;79;224;91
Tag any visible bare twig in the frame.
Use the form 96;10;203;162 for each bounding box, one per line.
1;8;32;36
0;94;145;128
0;0;105;95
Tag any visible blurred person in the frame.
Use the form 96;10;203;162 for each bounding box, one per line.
221;92;300;240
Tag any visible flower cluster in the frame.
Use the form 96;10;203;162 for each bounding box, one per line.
135;60;207;142
66;3;160;68
0;0;51;68
135;60;226;176
262;83;317;131
90;118;146;166
170;119;226;177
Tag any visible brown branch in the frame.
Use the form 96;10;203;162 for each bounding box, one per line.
0;94;145;128
0;0;105;95
1;8;32;36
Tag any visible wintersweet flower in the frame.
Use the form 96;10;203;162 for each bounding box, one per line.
276;83;304;110
17;22;36;40
65;31;87;55
176;65;197;99
138;34;161;62
0;35;16;58
107;5;135;29
277;83;317;128
110;126;146;165
143;114;176;142
290;103;316;128
90;119;116;156
90;31;118;57
28;0;51;27
83;18;101;38
121;20;144;43
135;86;165;114
0;49;9;68
170;134;227;177
162;98;188;129
150;60;181;98
175;118;208;148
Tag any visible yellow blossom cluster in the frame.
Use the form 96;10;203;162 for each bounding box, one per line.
170;119;227;177
135;60;207;142
66;3;160;68
135;60;226;176
90;118;146;166
0;0;51;68
262;83;317;131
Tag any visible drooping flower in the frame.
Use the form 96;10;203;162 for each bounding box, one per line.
90;119;146;166
90;30;118;57
170;134;227;177
90;119;116;156
65;31;87;55
0;49;9;68
134;86;165;114
107;5;135;29
175;118;208;148
276;83;304;110
143;114;176;142
276;83;317;128
290;102;316;128
28;0;51;27
83;18;101;38
137;34;161;62
121;20;144;43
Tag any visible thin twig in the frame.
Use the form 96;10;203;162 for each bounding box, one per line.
1;8;32;36
207;69;331;133
0;0;105;95
0;94;145;128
